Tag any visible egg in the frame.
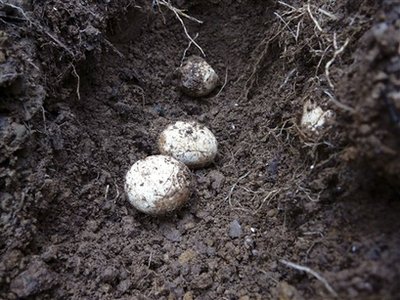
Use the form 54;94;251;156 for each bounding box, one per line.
179;56;219;97
301;100;334;135
125;155;192;215
158;121;218;169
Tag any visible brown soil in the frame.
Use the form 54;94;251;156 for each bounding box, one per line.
1;0;400;299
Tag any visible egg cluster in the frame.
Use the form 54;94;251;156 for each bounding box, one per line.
124;57;220;215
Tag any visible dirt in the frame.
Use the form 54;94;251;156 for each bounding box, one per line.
337;0;400;185
1;0;400;299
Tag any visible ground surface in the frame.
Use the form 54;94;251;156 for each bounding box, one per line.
1;0;400;299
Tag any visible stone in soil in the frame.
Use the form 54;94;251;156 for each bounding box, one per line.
10;259;56;298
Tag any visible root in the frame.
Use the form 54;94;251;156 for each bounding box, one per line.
279;68;297;90
0;1;32;26
295;183;321;202
156;0;205;56
0;1;75;57
216;67;228;97
113;181;120;201
103;38;125;58
1;1;125;60
306;2;323;32
104;184;110;200
239;28;283;102
180;33;199;65
279;259;338;298
325;33;350;90
43;30;74;57
241;0;337;102
276;1;350;92
274;12;298;41
105;181;120;201
224;171;251;207
71;64;81;100
254;189;281;213
323;90;355;113
40;106;47;133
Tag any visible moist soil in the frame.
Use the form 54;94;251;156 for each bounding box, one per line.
1;0;400;299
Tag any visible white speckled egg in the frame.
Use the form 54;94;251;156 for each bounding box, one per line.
301;100;334;135
125;155;192;215
158;121;218;169
179;56;219;97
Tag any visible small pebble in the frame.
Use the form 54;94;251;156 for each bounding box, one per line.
229;219;242;238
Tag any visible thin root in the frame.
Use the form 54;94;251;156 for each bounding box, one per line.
279;259;338;298
0;1;74;56
156;0;205;56
307;2;323;32
325;33;350;90
104;184;110;200
324;90;355;113
181;33;199;66
225;171;251;207
216;67;228;97
71;64;81;100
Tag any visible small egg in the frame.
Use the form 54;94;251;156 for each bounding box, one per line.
125;155;192;215
179;56;219;97
158;121;218;169
301;100;334;134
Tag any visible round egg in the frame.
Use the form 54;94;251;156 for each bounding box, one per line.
125;155;192;215
179;56;219;97
301;100;334;135
158;121;218;169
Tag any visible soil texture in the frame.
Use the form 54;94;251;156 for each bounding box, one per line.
1;0;400;299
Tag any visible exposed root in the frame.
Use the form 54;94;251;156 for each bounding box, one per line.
279;259;338;298
279;68;297;90
239;28;283;102
71;64;81;100
156;0;205;56
216;67;228;98
275;1;350;91
325;33;350;90
307;2;323;32
40;106;47;133
0;1;32;26
295;183;322;202
274;12;298;41
104;184;110;200
241;1;342;103
113;181;120;201
42;29;75;57
225;171;251;207
323;90;355;113
0;1;74;57
254;189;281;213
103;38;125;58
180;33;199;65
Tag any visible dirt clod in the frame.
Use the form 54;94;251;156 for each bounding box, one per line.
228;219;242;239
10;260;56;298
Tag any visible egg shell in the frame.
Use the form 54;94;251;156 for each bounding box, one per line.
125;155;192;215
158;121;218;169
301;100;334;134
179;56;219;97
